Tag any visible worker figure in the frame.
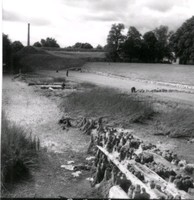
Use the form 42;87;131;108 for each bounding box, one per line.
66;70;69;77
61;82;65;90
131;87;136;93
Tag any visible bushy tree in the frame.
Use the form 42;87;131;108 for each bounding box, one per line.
154;25;173;62
82;43;93;49
73;42;93;49
106;23;126;62
33;41;42;47
141;31;157;62
3;34;12;71
96;44;103;50
40;37;60;48
170;16;194;64
122;26;142;61
11;41;24;53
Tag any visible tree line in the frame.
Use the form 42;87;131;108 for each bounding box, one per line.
105;16;194;64
3;15;194;71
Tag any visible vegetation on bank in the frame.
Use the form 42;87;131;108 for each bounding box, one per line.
1;112;40;189
62;84;155;125
156;108;194;138
7;46;86;73
62;83;194;138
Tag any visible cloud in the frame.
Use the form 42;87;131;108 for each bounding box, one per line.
141;0;175;12
2;0;194;46
3;10;51;26
82;12;125;22
3;10;22;22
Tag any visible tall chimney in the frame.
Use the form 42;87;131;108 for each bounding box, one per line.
27;23;30;46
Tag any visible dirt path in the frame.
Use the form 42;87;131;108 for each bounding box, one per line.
2;75;93;198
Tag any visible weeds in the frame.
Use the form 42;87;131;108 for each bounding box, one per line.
62;84;194;138
1;112;40;189
61;87;155;124
53;77;66;82
155;108;194;138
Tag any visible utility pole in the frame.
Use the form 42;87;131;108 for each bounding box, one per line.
27;23;30;46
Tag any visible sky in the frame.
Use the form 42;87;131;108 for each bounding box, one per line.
2;0;194;47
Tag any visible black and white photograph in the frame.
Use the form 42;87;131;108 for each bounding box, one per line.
1;0;194;199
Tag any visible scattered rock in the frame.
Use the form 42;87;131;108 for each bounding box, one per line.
61;165;74;171
86;156;95;161
72;171;82;177
67;161;75;164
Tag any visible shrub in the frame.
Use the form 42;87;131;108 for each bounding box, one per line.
1;112;40;188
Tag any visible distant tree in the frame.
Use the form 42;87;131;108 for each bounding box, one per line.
170;16;194;64
96;44;103;50
73;42;93;49
73;42;82;48
11;41;24;53
153;25;173;62
40;37;60;48
106;23;126;62
122;26;142;62
142;31;158;62
82;43;93;49
3;34;12;71
33;41;42;47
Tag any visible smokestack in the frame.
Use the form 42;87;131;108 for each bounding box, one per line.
27;23;30;46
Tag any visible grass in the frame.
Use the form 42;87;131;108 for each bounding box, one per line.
25;75;66;85
13;46;86;73
1;112;40;189
61;86;155;125
155;108;194;138
84;62;194;85
61;83;194;138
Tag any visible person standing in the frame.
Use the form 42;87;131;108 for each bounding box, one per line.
66;70;69;77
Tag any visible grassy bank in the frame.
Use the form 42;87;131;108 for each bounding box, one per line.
62;83;194;138
1;112;40;189
12;46;86;73
155;108;194;138
61;84;155;126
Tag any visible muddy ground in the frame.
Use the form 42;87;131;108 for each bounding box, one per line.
2;70;194;198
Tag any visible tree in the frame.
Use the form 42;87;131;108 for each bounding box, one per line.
73;42;82;48
3;34;12;71
122;26;142;62
11;41;24;53
106;23;126;62
153;25;173;62
73;42;93;49
82;43;93;49
33;41;42;47
170;16;194;64
142;31;158;62
96;44;103;50
40;37;60;48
